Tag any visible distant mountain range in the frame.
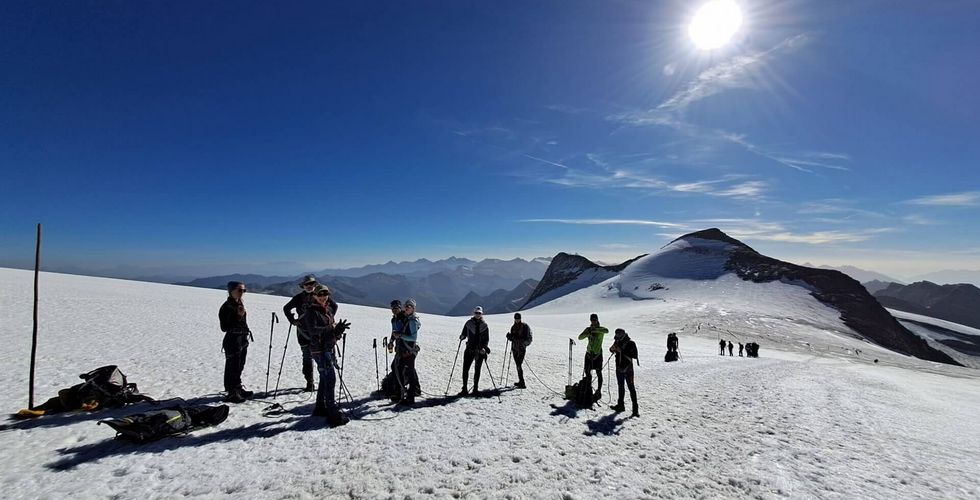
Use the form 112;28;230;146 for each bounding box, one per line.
180;257;551;315
873;281;980;330
803;263;903;285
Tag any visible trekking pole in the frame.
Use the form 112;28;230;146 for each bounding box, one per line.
373;338;380;391
481;355;502;403
444;337;464;395
384;338;390;377
504;343;513;386
567;339;575;387
499;338;510;380
338;334;348;402
265;312;279;394
272;323;292;398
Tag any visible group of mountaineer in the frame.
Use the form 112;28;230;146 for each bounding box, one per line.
219;274;647;428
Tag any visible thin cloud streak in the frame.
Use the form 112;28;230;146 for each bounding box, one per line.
906;191;980;207
520;218;688;229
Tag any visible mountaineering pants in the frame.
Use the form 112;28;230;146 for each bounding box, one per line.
314;351;338;413
396;340;420;398
616;365;638;410
511;344;527;383
222;333;249;393
584;353;603;390
296;328;314;383
462;348;484;389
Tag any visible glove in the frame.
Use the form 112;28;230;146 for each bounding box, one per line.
334;319;351;335
459;333;466;340
290;318;299;326
506;333;513;341
484;346;491;354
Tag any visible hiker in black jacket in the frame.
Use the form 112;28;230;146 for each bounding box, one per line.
458;306;490;396
719;338;726;355
507;313;532;389
301;284;351;427
609;328;639;417
218;281;252;403
728;340;734;356
282;274;319;392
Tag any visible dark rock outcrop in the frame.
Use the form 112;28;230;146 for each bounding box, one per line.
875;281;980;330
522;252;645;309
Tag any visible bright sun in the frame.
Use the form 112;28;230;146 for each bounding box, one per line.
689;0;744;50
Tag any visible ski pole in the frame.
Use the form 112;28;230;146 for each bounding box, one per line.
373;338;380;391
567;338;575;387
482;355;502;404
266;312;279;394
499;338;510;380
338;333;348;402
273;323;292;399
384;338;390;377
445;337;464;395
504;343;513;386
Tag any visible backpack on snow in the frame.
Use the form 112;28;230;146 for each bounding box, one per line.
379;372;402;401
665;351;678;362
22;365;151;417
567;374;595;409
99;404;229;443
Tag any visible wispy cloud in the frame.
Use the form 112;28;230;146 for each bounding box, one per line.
545;104;588;115
906;191;980;207
797;199;886;219
523;153;572;170
522;217;894;246
658;34;810;114
520;218;688;229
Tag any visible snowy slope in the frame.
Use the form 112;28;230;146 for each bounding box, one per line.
2;268;980;499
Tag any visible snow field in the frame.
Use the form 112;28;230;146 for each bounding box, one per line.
1;268;979;499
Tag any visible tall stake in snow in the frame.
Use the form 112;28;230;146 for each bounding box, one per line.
28;223;41;409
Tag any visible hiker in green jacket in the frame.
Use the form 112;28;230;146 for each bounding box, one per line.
578;313;608;400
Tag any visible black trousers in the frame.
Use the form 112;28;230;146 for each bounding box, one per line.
616;366;637;410
396;340;420;397
511;344;527;382
222;333;249;393
584;353;603;390
462;348;484;389
296;328;314;382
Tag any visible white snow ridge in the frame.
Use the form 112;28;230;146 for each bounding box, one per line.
1;267;979;499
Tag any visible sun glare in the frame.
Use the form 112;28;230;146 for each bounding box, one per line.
689;0;743;50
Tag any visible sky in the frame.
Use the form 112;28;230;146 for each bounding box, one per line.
1;0;978;280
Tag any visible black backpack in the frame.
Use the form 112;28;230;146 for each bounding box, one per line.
380;372;402;401
61;365;150;410
99;404;229;443
573;374;594;409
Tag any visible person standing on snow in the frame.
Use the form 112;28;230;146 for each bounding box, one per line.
393;298;422;406
667;332;679;353
610;328;639;417
301;284;351;427
459;306;490;396
727;341;734;356
282;275;321;392
389;299;405;374
219;281;253;403
738;342;744;357
719;338;726;356
578;313;608;400
507;313;533;389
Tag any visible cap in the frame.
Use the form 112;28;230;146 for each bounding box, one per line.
301;274;317;286
473;306;484;314
390;299;402;308
313;284;331;296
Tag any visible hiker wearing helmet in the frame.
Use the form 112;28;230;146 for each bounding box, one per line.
507;312;533;389
458;306;490;396
301;284;351;427
578;313;607;401
282;274;323;392
218;281;253;403
610;328;639;417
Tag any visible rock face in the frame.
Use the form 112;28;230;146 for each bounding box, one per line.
669;229;960;366
522;252;645;309
875;281;980;330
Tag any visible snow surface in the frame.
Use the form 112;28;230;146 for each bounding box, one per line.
2;267;980;499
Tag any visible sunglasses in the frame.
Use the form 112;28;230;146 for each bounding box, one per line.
236;288;246;293
316;292;330;297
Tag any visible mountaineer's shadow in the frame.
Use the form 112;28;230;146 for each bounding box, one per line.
583;412;627;436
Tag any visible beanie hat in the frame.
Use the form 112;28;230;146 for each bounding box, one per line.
590;313;599;322
514;312;522;319
405;298;417;308
390;299;402;308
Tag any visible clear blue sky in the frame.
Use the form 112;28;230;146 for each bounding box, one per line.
1;1;978;279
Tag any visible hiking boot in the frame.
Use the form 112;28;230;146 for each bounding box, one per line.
326;412;350;428
610;403;625;412
312;404;328;417
457;387;469;397
631;406;640;418
304;378;315;392
470;389;481;398
223;390;246;404
239;386;254;399
593;390;602;402
396;397;414;407
515;381;526;389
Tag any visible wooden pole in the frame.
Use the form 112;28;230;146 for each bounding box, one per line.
29;223;41;409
